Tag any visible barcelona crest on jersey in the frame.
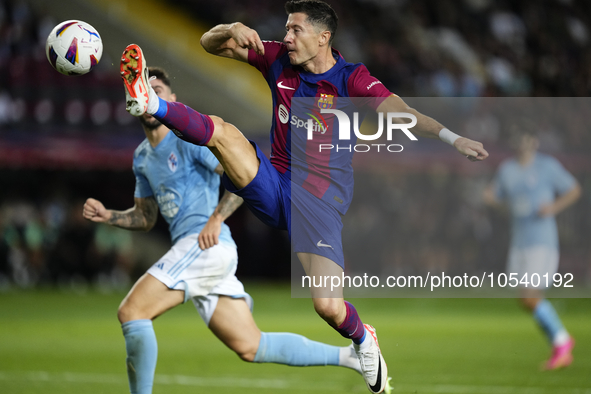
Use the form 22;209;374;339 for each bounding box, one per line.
317;93;334;109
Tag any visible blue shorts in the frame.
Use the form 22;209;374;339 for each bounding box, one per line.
223;141;345;268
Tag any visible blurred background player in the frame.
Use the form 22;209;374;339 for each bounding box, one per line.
120;1;488;392
83;66;362;394
483;121;581;370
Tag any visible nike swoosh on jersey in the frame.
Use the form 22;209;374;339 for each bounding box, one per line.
277;81;296;90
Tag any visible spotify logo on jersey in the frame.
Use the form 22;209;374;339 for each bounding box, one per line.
278;104;289;124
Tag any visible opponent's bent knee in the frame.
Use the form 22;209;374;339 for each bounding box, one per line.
117;305;132;324
237;349;257;363
117;301;151;324
232;343;258;363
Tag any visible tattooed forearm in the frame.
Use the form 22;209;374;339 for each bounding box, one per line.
213;190;243;221
107;197;159;231
139;197;159;227
108;210;146;229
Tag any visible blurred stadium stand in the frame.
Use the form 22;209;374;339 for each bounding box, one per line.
0;0;590;289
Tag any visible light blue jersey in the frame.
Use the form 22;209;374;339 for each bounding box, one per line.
494;153;576;249
133;130;235;247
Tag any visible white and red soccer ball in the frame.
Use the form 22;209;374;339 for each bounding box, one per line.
45;20;103;76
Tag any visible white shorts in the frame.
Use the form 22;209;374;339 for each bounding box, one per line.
147;233;253;325
507;246;559;289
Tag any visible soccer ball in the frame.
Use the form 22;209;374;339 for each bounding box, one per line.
45;20;103;76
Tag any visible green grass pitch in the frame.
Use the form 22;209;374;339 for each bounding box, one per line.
0;283;589;394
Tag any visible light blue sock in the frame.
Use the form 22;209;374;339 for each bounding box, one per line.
122;319;158;394
533;299;567;344
254;332;340;366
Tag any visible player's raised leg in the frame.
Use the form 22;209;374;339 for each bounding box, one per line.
207;295;361;372
298;252;388;393
120;43;258;189
117;274;184;394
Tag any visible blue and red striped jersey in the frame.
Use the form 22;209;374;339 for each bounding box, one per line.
248;41;392;214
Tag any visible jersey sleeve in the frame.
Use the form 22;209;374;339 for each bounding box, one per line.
248;41;287;79
133;161;153;199
192;144;220;173
347;64;394;110
547;157;577;195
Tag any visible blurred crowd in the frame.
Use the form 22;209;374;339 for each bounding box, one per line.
0;0;131;138
0;192;136;291
0;169;144;290
1;0;591;289
0;170;290;290
177;0;591;97
1;0;590;145
3;165;589;291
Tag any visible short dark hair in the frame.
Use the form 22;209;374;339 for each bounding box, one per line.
509;118;538;147
148;66;171;88
510;118;538;138
285;0;338;44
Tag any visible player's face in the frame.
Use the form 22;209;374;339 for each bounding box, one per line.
284;12;324;67
139;78;176;129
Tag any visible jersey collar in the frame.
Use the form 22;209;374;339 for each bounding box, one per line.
298;48;346;84
149;129;174;151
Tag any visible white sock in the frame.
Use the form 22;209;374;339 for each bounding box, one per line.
339;346;362;374
356;327;372;351
553;329;570;347
146;79;160;115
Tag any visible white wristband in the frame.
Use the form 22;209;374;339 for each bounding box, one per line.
439;128;461;146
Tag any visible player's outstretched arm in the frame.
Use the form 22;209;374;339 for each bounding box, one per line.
198;189;244;250
200;22;264;62
82;197;158;231
376;95;489;161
